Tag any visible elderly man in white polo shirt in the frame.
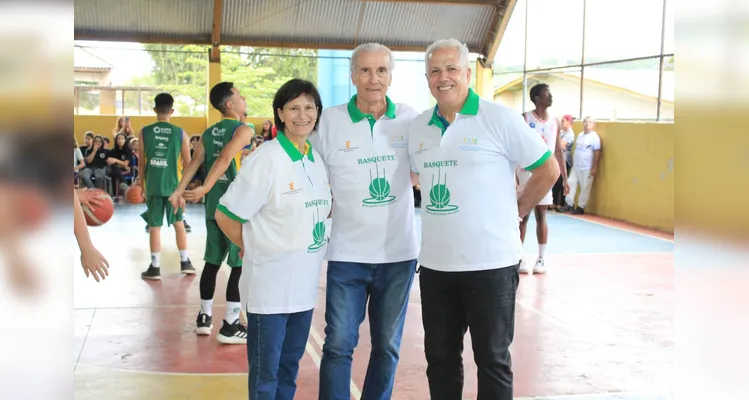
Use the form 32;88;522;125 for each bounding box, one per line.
309;42;419;400
408;39;560;400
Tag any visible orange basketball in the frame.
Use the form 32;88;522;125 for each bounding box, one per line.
125;185;144;204
82;189;114;226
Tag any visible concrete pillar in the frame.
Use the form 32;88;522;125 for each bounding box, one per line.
206;61;222;126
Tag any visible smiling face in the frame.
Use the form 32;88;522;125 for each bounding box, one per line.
277;94;319;137
351;49;392;104
426;46;471;110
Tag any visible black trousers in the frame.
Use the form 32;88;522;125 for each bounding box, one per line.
551;162;572;206
419;264;519;400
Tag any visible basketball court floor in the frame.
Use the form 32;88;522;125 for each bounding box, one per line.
74;204;673;400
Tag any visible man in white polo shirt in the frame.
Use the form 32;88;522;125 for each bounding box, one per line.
408;39;559;400
309;42;419;400
565;116;601;214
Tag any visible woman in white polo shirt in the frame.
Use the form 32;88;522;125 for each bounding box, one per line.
215;79;332;400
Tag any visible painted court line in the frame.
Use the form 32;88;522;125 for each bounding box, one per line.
308;325;362;400
514;391;668;399
561;214;674;243
516;299;581;337
75;364;247;377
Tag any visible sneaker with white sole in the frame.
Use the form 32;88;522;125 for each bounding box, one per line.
533;258;547;274
217;319;248;344
196;312;213;335
518;259;532;274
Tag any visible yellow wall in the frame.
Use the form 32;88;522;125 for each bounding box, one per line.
572;121;674;233
74;115;270;144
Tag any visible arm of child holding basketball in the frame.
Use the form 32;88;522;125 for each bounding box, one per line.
74;189;109;282
186;125;252;201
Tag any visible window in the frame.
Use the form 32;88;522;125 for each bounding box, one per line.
525;0;584;70
582;59;661;121
492;0;674;121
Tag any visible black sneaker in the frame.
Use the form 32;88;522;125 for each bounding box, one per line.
572;206;585;215
141;264;161;280
181;259;196;274
196;312;213;335
184;220;192;233
217;319;248;344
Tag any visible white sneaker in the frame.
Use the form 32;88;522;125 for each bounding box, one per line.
533;258;547;274
518;259;532;274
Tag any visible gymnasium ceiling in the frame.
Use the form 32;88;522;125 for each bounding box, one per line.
74;0;516;66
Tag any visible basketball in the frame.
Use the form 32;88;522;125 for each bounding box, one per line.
126;185;144;204
82;189;114;226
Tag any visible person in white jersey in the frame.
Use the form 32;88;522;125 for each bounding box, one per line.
408;39;559;400
564;116;601;214
309;42;419;400
215;79;332;400
516;83;569;274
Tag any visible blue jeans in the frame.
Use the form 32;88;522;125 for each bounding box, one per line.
319;259;417;400
246;309;314;400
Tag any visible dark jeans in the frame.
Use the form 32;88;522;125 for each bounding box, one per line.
246;309;314;400
419;264;520;400
319;259;417;400
552;162;573;206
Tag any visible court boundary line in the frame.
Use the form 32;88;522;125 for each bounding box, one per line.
559;214;674;243
74;308;97;372
74;364;247;376
308;325;363;400
514;391;671;399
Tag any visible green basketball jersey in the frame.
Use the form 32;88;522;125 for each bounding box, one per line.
142;121;184;197
202;118;243;220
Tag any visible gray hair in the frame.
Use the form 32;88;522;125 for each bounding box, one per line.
350;43;395;75
424;39;470;73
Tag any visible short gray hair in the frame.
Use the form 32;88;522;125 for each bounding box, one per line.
350;43;395;75
424;38;470;73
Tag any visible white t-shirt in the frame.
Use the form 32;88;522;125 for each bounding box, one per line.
572;131;601;170
408;89;551;272
218;132;332;314
309;95;419;264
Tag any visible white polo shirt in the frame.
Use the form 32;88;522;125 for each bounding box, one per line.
572;131;601;171
218;132;332;314
408;89;552;272
310;95;419;264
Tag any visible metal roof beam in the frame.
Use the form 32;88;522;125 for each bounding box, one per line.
363;0;500;5
210;0;223;62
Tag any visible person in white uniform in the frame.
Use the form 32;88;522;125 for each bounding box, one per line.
565;116;601;214
309;42;419;400
408;38;560;400
516;83;568;274
215;79;332;400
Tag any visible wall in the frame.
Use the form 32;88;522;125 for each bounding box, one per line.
573;121;674;233
74;115;271;144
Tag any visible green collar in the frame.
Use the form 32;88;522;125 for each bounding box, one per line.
347;95;396;123
428;88;480;134
276;131;314;162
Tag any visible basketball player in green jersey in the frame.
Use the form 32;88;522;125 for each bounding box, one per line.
137;93;195;280
169;82;253;343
